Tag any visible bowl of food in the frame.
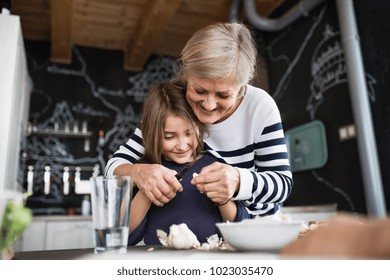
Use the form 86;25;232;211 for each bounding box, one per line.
216;218;302;251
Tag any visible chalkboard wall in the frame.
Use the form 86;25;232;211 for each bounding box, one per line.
20;0;390;215
263;0;390;214
21;42;175;213
355;0;390;213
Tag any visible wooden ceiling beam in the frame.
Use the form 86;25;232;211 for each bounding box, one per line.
124;0;181;72
50;0;73;64
12;0;285;70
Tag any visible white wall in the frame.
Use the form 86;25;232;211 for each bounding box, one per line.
0;14;31;192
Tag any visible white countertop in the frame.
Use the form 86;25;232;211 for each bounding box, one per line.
14;245;280;260
31;214;92;222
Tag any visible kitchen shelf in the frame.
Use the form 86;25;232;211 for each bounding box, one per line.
27;128;93;138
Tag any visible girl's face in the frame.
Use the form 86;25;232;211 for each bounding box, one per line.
161;113;199;164
186;76;243;125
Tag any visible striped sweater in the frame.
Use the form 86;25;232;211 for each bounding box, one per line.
105;84;293;216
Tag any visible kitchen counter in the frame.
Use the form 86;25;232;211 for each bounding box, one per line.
13;215;94;252
30;214;92;221
13;245;280;260
10;246;388;280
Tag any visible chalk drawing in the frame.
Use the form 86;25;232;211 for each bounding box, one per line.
126;57;175;103
266;3;326;102
265;3;379;211
72;103;110;118
107;104;139;153
307;24;377;119
29;88;53;123
38;101;75;130
25;45;175;194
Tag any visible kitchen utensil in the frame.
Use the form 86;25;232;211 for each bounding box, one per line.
175;165;190;180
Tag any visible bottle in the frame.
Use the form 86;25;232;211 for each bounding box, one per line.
81;195;91;216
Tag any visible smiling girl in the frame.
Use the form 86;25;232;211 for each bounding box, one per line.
128;82;250;245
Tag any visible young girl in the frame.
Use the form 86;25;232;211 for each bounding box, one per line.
128;82;249;245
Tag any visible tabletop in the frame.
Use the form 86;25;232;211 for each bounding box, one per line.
13;245;281;260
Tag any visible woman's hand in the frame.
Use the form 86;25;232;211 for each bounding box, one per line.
191;162;239;205
114;163;183;206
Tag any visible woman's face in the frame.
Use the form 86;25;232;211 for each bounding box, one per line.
185;76;243;125
161;113;199;164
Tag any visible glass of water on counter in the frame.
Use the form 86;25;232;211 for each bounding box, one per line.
90;176;132;254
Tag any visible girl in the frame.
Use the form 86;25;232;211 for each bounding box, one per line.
128;82;249;245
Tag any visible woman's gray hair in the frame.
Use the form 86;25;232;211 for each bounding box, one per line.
174;22;257;87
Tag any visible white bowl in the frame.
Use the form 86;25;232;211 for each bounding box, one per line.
216;220;301;251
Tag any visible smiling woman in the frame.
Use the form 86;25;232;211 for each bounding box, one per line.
106;22;292;218
185;76;244;125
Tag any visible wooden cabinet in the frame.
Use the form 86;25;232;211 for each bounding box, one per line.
16;220;46;252
45;220;93;250
14;216;94;252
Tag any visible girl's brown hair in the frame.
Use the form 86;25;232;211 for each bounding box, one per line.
140;82;204;164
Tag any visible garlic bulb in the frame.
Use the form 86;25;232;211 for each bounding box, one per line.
157;223;200;249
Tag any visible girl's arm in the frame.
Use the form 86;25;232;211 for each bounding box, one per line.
129;190;152;233
217;200;237;222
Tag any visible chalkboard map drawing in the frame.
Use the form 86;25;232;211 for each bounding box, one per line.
266;4;376;115
126;56;176;103
266;3;327;102
49;46;175;156
29;88;53;124
307;24;377;119
34;101;75;132
107;104;139;155
264;3;381;212
26;99;96;195
304;22;376;212
99;57;175;156
24;44;175;207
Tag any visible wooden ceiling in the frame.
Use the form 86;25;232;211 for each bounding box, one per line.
11;0;284;71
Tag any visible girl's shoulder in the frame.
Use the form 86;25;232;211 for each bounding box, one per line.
197;151;224;165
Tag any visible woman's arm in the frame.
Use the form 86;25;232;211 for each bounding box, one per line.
114;163;182;206
105;128;183;206
191;162;240;206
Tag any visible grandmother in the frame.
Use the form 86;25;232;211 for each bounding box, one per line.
105;22;293;216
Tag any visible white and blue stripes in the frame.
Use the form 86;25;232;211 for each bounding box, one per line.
105;84;293;217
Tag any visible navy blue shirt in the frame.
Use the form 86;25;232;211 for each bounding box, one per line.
128;153;250;245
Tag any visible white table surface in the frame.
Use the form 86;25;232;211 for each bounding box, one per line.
14;245;281;260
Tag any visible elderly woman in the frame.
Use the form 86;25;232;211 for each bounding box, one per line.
105;22;293;217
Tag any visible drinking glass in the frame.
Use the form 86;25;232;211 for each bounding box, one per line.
90;176;132;254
